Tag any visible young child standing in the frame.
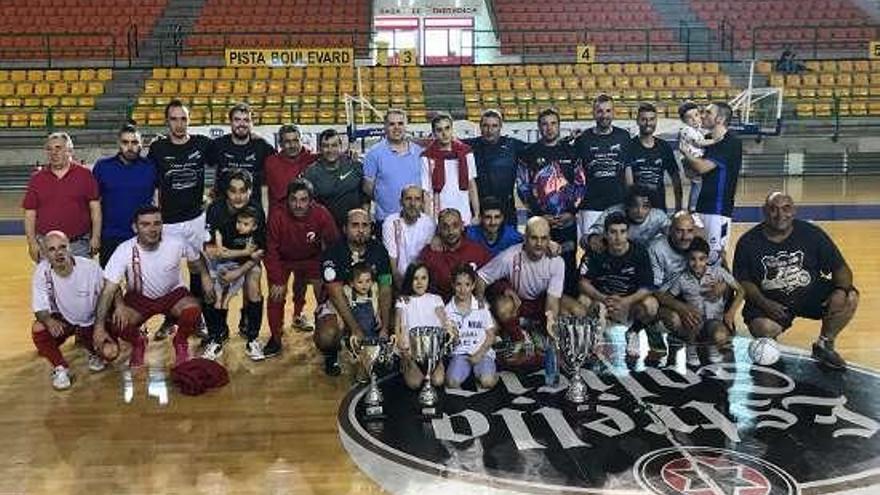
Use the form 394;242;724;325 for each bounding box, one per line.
445;264;498;390
678;102;720;218
344;262;381;339
395;262;457;390
663;237;744;366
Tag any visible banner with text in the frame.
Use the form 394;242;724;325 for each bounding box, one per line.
225;48;354;67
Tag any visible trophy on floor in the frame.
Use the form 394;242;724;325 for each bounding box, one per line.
556;315;600;412
350;335;396;419
408;326;449;419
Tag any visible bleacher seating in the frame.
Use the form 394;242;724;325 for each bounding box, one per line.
0;69;111;128
187;0;371;56
689;0;874;51
758;59;880;118
0;0;167;59
493;0;675;56
461;63;737;122
131;66;425;126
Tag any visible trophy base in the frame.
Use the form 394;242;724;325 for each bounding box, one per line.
563;400;593;418
420;406;441;419
363;405;386;420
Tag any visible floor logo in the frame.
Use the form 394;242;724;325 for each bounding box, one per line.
338;339;880;494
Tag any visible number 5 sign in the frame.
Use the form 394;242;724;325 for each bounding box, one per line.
576;44;596;64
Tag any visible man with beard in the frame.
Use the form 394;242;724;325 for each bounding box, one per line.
582;186;670;251
264;124;317;330
31;231;107;390
516;108;585;297
419;208;492;301
23;132;101;261
463;109;525;225
421;112;480;224
579;212;658;360
265;179;339;359
92;124;157;267
317;209;393;376
624;103;682;212
202;170;267;361
93;206;215;367
382;184;435;289
210;102;276;199
363;109;423;233
466;196;523;257
680;102;742;265
574;94;632;241
734;192;859;370
147;99;214;339
304;129;367;229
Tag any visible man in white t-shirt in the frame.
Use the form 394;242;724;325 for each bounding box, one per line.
93;206;215;367
382;184;435;289
421;112;480;224
31;231;107;390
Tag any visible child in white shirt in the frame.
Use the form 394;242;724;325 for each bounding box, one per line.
678;102;720;215
395;262;457;390
445;264;498;389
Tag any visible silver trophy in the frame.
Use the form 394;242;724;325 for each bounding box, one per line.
555;315;600;409
408;326;449;418
350;335;395;419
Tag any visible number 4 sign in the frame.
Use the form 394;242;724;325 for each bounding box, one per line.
870;41;880;59
576;44;596;64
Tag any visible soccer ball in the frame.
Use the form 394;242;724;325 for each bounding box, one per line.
748;338;780;366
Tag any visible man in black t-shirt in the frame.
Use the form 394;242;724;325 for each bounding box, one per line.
733;193;859;370
316;209;393;376
463;109;527;225
147;99;213;339
574;93;632;241
578;212;657;360
210;102;276;200
680;101;742;265
624;103;682;212
516;108;585;297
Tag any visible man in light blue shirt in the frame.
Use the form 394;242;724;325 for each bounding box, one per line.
363;109;423;232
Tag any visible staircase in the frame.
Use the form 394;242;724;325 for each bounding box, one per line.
86;69;153;129
647;0;730;61
421;67;466;119
137;0;207;67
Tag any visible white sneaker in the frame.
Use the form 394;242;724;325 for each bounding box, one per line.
625;331;640;358
686;345;701;367
52;366;71;390
246;340;265;361
707;345;723;363
293;314;314;332
201;341;223;360
87;352;107;372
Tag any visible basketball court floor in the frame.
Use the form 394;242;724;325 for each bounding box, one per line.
0;176;877;494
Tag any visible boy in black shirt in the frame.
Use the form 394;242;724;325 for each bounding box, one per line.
733;192;859;370
579;212;658;360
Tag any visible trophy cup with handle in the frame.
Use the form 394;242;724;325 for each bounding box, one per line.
350;335;395;419
408;326;449;418
556;315;600;412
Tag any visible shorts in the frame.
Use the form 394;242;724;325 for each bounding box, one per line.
576;210;604;244
447;353;497;384
211;260;247;302
272;259;321;284
163;212;208;254
317;301;381;340
742;279;834;330
38;313;95;347
123;287;192;320
697;213;731;265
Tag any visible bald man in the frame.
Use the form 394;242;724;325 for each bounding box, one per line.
30;231;107;390
381;184;435;289
733;193;859;370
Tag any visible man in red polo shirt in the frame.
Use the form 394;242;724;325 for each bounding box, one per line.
23;132;101;262
419;208;492;300
264;178;340;357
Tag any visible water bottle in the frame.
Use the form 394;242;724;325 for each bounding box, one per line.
544;339;559;386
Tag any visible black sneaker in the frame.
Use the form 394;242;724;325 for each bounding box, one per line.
262;337;282;359
812;341;847;370
324;353;342;376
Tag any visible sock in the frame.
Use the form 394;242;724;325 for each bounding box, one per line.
292;276;306;317
245;299;264;342
75;327;97;354
325;348;338;363
238;307;248;330
266;298;284;342
33;329;66;367
189;273;204;300
173;306;201;346
217;309;229;342
203;306;223;342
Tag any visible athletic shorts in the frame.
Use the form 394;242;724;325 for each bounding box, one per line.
446;353;496;384
742;279;834;330
37;313;95;347
697;213;731;265
211;260;247;302
163;212;208;254
123;287;192;320
272;259;321;284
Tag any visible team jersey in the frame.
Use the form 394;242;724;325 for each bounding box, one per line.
463;135;527;224
321;238;393;287
695;131;742;217
302;157;366;228
579;243;654;296
209;134;275;196
516;141;585;217
625;136;679;210
148;134;213;223
446;296;496;358
32;256;104;326
478;244;566;300
104;236;200;299
265;203;339;285
382;212;436;277
574;126;631;211
205;198;267;252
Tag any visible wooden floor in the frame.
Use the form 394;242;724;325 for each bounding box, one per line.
0;176;878;494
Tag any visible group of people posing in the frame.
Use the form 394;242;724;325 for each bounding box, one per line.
25;94;859;392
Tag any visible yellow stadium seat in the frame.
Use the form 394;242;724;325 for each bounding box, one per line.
237;67;254;80
852;87;869;98
215;80;232;94
631;76;648;89
805;61;821;72
460;66;475;78
33;83;50;96
167;68;184;80
784;74;801;87
254;67;270;80
639;90;657;101
0;71;7;82
153;95;171;107
710;88;730;100
29;111;46;127
597;76;614;88
850;101;867;116
665;76;682;88
648;76;665;88
42;96;58;107
10;113;28;127
405;67;420;79
551;90;569;103
251;81;267;94
621;90;639;101
3;97;20;107
681;75;698;88
218;67;235;80
816;88;834;98
161;80;178;95
671;62;688;75
152;68;167;79
264;94;282;107
581;77;596;90
623;63;640;75
699;76;716;88
835;87;851;98
539;65;556;77
819;74;835;86
674;89;692;99
182;68;201;80
232;80;248;94
193;80;212;94
615;77;631;89
655;63;671;74
96;69;112;81
836;73;853;86
869;102;880;115
606;64;622;75
547;77;563;90
691;89;708;101
86;82;102;96
26;71;43;82
79;69;96;81
15;83;33;96
178;80;196;95
837;60;853;73
23;97;40;107
820;61;837;73
814;102;832;117
854;60;870;72
147;110;165;126
639;64;656;75
10;71;26;82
